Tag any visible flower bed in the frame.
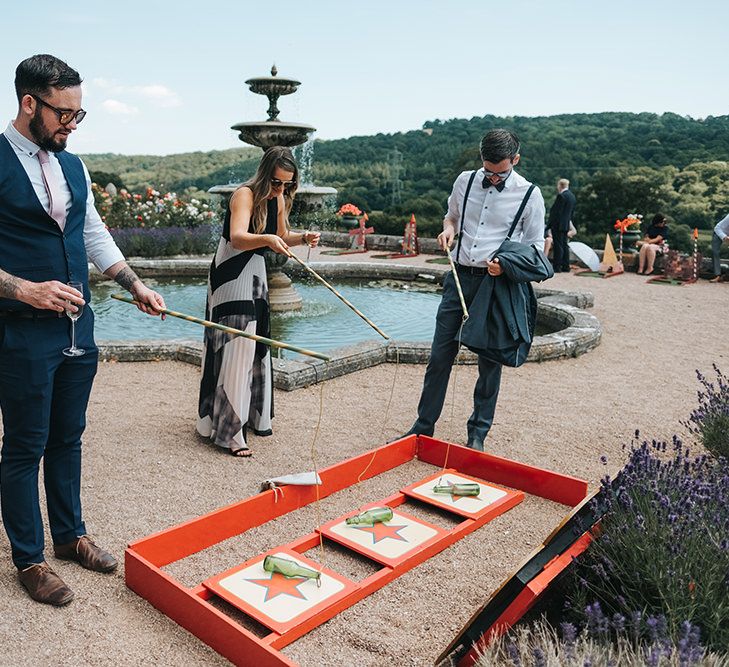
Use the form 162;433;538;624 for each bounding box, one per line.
110;224;217;257
93;185;217;229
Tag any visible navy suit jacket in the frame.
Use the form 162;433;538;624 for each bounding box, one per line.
548;189;576;233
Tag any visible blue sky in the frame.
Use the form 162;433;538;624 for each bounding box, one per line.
3;1;728;156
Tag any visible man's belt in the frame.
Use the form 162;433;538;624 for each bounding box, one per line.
0;309;65;319
456;264;490;276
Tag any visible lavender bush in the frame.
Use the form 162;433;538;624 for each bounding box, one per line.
110;225;217;257
684;365;729;461
475;614;725;666
568;434;729;651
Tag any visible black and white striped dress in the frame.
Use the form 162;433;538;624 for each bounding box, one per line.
196;190;275;452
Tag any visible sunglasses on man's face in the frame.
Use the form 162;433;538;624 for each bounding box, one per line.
270;178;295;188
31;94;87;125
483;168;512;180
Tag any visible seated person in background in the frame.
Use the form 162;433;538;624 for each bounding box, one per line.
636;213;669;274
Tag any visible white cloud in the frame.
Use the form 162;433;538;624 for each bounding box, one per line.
133;84;182;108
93;78;123;94
90;79;182;108
101;99;139;116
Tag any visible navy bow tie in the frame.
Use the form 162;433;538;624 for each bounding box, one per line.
483;176;505;192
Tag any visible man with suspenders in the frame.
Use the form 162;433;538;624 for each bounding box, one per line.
406;129;546;451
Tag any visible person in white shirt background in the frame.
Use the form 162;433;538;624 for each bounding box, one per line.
710;213;729;283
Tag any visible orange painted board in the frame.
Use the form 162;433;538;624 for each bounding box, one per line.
129;436;417;567
416;436;588;506
401;468;523;520
455;533;593;667
125;550;296;667
203;547;357;636
318;502;447;568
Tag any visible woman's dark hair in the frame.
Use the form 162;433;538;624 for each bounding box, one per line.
480;129;520;163
15;54;82;102
651;213;667;226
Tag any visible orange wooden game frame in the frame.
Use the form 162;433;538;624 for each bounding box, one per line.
125;435;589;667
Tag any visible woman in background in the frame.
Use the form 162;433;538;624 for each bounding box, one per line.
637;213;669;275
197;147;319;456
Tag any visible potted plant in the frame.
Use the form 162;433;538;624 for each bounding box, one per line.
336;203;362;229
613;213;643;260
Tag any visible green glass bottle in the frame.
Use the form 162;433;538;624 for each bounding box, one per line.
345;506;394;525
262;555;321;582
433;482;481;497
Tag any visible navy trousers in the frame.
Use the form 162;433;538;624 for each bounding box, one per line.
552;230;570;272
0;312;97;568
410;271;502;448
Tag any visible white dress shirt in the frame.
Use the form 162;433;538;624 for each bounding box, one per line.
714;213;729;241
446;168;546;266
3;121;124;273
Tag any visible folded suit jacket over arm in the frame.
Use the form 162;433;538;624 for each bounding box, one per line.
459;243;553;367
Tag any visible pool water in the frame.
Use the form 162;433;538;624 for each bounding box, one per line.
91;278;442;355
91;277;554;356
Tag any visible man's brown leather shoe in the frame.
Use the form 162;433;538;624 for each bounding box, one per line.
18;562;74;606
54;535;118;573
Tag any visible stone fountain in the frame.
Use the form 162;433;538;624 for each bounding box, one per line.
209;65;337;311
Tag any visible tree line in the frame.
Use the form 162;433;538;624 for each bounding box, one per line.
83;111;729;250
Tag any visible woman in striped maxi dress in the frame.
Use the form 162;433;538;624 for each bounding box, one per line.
197;147;320;456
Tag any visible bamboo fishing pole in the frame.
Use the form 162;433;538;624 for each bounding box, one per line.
285;251;390;340
110;294;331;361
445;247;469;321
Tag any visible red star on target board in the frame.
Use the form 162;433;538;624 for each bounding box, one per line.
246;571;309;602
443;481;465;502
352;522;409;544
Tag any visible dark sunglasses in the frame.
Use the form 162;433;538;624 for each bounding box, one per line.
483;167;512;179
270;177;295;188
31;94;87;125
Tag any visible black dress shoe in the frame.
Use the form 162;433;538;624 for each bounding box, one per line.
18;562;74;606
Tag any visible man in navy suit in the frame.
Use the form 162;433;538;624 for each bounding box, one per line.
0;54;166;606
547;178;577;272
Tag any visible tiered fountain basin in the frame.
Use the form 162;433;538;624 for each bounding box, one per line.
91;258;602;391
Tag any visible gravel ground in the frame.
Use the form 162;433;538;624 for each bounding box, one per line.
0;260;727;666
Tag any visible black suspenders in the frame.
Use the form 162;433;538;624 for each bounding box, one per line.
454;170;535;265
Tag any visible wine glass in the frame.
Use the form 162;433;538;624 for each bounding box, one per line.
63;281;86;357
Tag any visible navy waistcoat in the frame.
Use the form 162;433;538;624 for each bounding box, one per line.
0;134;89;311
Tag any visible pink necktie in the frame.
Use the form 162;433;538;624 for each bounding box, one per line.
37;149;66;230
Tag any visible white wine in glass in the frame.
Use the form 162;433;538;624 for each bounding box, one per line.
63;280;86;357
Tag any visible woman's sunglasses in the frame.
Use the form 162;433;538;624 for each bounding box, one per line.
271;178;296;188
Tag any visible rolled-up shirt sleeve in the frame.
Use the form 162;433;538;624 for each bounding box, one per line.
715;213;729;241
81;162;125;273
446;171;469;232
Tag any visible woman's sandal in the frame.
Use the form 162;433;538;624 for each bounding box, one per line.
230;447;252;458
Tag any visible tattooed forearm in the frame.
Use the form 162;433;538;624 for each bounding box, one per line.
114;265;141;292
0;270;22;300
